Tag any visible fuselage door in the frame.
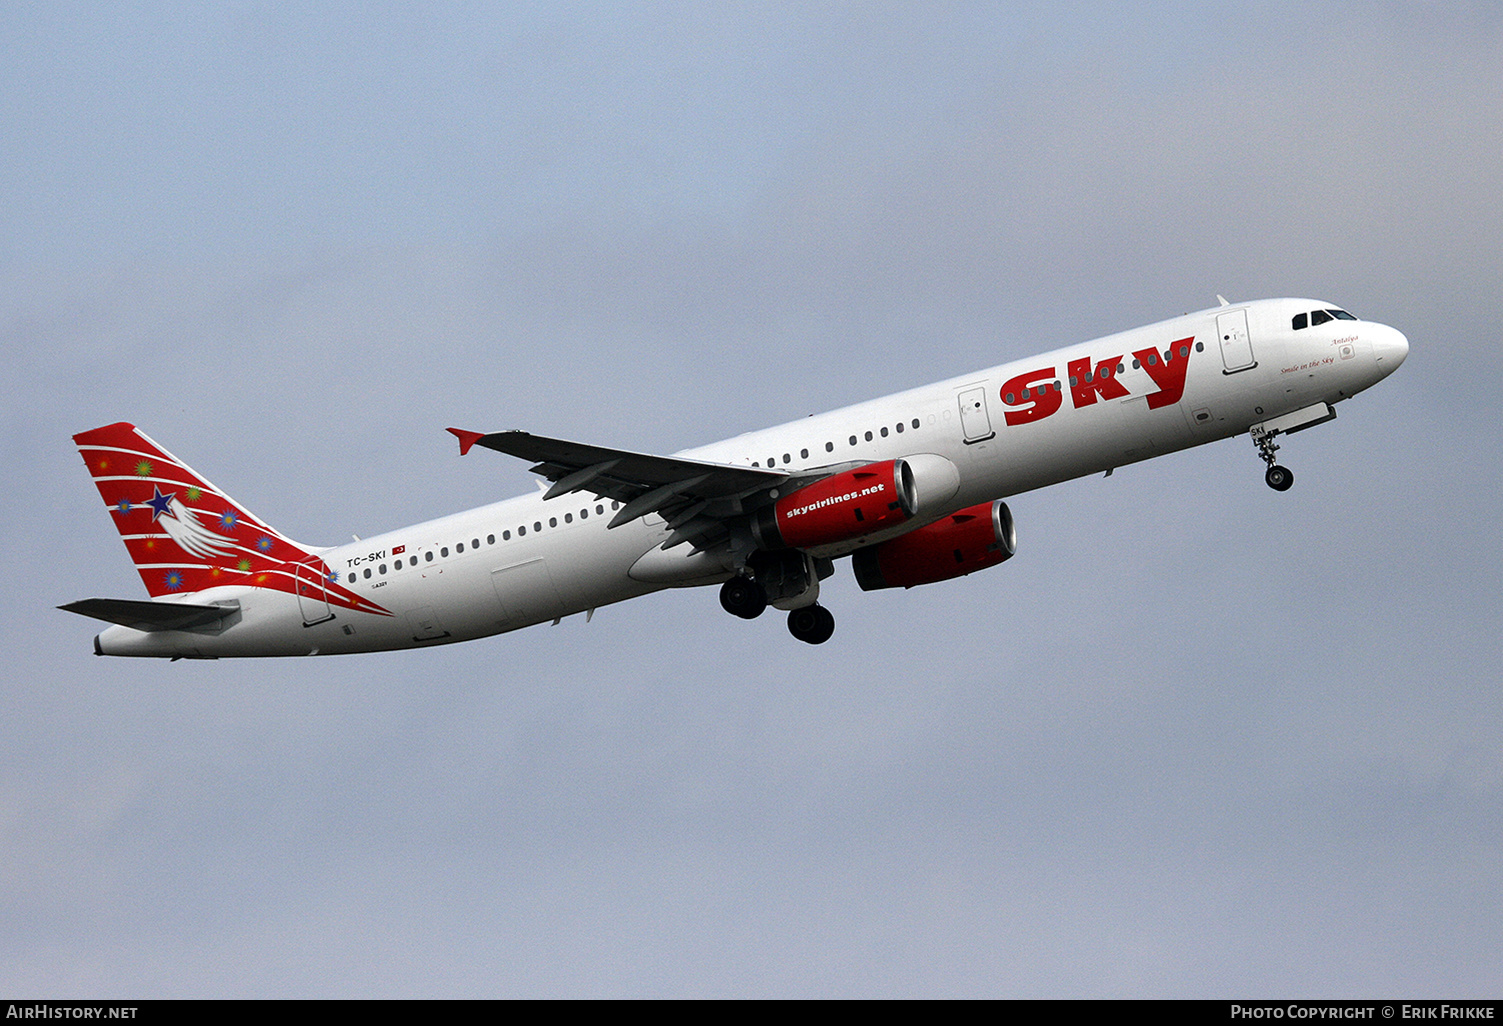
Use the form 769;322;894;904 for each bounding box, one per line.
957;386;995;444
294;558;335;627
1216;309;1257;373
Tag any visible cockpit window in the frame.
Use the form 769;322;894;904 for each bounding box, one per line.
1294;308;1357;330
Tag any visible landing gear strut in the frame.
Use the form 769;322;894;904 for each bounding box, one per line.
1251;426;1294;492
787;604;835;645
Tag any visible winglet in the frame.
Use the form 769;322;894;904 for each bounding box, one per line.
447;428;486;456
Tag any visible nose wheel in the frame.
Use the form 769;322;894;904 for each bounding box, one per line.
1251;426;1295;491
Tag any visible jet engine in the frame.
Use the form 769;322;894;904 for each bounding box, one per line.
751;455;961;551
851;499;1016;591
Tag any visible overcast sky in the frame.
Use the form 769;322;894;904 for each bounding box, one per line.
3;1;1499;997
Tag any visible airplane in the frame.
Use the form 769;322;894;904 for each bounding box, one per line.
61;297;1408;658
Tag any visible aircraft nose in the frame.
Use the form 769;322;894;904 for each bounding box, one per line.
1371;323;1409;379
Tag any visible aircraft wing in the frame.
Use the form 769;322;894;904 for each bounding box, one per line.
448;428;804;551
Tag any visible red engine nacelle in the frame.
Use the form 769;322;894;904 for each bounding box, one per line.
752;459;917;551
851;499;1017;591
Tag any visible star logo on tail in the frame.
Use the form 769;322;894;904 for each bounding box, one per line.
150;491;238;559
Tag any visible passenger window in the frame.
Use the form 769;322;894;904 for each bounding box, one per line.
503;530;511;540
849;436;857;446
782;454;790;464
880;427;888;437
579;509;587;520
800;449;808;459
441;547;449;557
456;542;464;553
548;518;557;528
597;505;605;515
472;538;479;548
1293;312;1308;330
363;568;372;579
895;422;903;433
518;526;526;536
379;564;387;574
425;551;434;562
486;535;494;545
911;419;920;429
564;513;573;523
826;442;834;452
534;522;542;532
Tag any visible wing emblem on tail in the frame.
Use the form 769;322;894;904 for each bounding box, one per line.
155;493;239;559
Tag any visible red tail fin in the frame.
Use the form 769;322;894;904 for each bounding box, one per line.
73;423;313;597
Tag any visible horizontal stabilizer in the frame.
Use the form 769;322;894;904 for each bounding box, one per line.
58;597;239;632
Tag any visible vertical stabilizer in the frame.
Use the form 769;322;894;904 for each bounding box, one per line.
73;422;314;597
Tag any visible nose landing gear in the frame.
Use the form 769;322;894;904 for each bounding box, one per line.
1251;425;1295;491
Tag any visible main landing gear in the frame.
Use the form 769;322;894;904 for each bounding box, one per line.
1251;426;1295;492
719;576;767;620
718;576;836;645
786;603;835;645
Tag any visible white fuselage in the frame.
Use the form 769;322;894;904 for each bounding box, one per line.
94;298;1408;657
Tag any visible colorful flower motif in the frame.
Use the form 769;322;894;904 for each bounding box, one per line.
135;460;153;477
237;559;252;573
114;499;132;515
255;536;274;553
163;570;185;590
325;569;339;583
217;510;239;532
186;486;202;502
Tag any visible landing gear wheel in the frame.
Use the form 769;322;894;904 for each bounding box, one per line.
1265;464;1294;491
719;577;767;619
787;604;835;645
